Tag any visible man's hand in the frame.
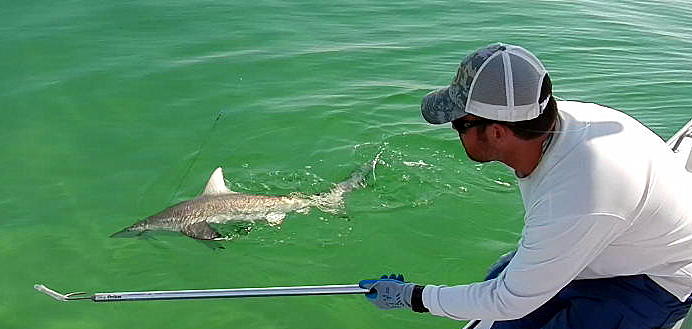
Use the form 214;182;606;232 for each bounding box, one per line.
358;274;428;312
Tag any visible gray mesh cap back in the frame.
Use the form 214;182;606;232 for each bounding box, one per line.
421;43;550;124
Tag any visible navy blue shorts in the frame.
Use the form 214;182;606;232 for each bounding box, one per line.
485;251;692;329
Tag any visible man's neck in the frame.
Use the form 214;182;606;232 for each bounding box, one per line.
501;116;559;178
502;134;550;178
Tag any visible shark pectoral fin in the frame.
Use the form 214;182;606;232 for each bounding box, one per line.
181;222;222;240
266;213;286;226
202;167;235;196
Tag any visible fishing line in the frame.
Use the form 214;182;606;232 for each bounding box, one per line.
168;111;224;204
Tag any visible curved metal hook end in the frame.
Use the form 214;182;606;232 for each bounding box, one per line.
34;284;92;302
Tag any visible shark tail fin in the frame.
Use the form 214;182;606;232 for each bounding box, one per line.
309;157;378;214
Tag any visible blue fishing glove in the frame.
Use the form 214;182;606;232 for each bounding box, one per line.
358;274;429;313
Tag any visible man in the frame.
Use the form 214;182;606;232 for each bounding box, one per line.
359;43;692;328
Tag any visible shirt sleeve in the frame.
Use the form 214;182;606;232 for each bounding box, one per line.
422;213;628;321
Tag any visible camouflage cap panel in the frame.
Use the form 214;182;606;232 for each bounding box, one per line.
453;43;504;89
421;43;505;124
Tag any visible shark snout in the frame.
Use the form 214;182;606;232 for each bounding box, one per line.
110;227;142;238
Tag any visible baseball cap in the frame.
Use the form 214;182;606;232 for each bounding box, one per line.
421;43;551;124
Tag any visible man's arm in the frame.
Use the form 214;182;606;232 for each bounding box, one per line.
422;213;628;320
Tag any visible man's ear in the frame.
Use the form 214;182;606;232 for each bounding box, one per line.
490;123;508;140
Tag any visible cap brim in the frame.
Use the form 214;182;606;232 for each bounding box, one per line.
421;87;467;124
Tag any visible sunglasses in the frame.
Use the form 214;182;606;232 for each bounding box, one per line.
451;118;495;134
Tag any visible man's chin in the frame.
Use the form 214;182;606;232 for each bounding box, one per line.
465;151;491;163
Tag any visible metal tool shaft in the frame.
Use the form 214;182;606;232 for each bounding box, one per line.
35;284;368;302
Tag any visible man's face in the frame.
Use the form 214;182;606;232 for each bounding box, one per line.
452;116;495;163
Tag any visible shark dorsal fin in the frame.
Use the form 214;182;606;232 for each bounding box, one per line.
203;167;234;195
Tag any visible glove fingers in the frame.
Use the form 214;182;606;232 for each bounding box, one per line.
358;279;379;300
381;273;405;282
359;279;377;289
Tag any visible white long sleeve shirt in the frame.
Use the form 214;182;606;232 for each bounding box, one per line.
422;101;692;321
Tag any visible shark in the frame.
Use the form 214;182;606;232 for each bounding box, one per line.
111;165;371;240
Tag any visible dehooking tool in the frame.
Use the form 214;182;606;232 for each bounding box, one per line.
34;284;369;302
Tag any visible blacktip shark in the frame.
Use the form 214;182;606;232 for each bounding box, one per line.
112;164;372;240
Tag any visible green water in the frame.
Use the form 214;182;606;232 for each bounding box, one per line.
2;0;691;328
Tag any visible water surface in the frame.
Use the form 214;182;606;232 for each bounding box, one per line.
2;1;691;328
